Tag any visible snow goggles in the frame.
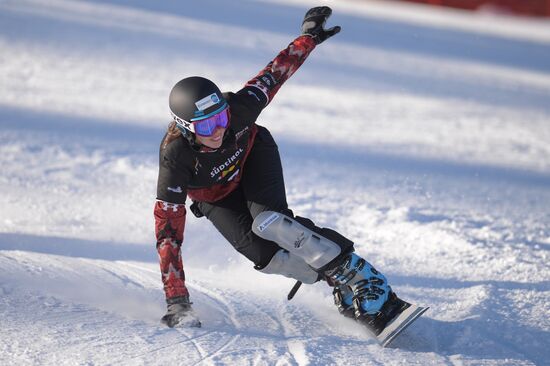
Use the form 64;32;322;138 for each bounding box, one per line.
190;107;230;136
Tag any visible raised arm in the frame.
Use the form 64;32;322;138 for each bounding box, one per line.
240;6;341;108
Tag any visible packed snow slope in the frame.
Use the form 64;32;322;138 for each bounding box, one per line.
1;0;549;365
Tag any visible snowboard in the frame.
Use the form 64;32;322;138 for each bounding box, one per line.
375;304;429;347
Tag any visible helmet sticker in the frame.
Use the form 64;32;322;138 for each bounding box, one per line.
195;93;220;111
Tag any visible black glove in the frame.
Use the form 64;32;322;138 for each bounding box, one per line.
301;6;341;45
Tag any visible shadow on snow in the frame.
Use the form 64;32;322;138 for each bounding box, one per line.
4;105;550;190
87;0;550;73
0;232;156;263
3;0;550;113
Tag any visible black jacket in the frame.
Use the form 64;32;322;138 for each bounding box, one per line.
156;35;316;205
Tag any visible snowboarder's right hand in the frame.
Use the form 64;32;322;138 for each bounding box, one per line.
301;6;341;45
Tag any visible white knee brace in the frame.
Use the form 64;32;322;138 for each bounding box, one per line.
257;249;319;284
253;211;342;270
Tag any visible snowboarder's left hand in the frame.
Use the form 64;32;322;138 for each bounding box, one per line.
301;6;341;45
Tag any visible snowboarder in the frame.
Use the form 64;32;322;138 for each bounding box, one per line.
155;7;426;344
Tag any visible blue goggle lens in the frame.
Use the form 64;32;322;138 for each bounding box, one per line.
193;108;230;136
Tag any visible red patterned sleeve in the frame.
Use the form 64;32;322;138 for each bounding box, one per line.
243;35;316;107
154;200;189;301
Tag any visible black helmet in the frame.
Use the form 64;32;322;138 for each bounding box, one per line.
169;76;228;134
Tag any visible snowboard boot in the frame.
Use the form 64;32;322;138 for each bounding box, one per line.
326;253;408;335
161;296;201;328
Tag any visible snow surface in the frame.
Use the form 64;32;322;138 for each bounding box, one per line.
1;0;549;365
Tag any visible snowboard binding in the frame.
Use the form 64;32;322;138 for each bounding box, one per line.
332;284;355;318
327;253;428;346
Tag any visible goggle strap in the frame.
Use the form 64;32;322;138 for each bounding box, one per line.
170;110;196;133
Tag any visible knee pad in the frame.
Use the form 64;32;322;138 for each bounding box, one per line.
294;216;354;254
253;211;353;270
